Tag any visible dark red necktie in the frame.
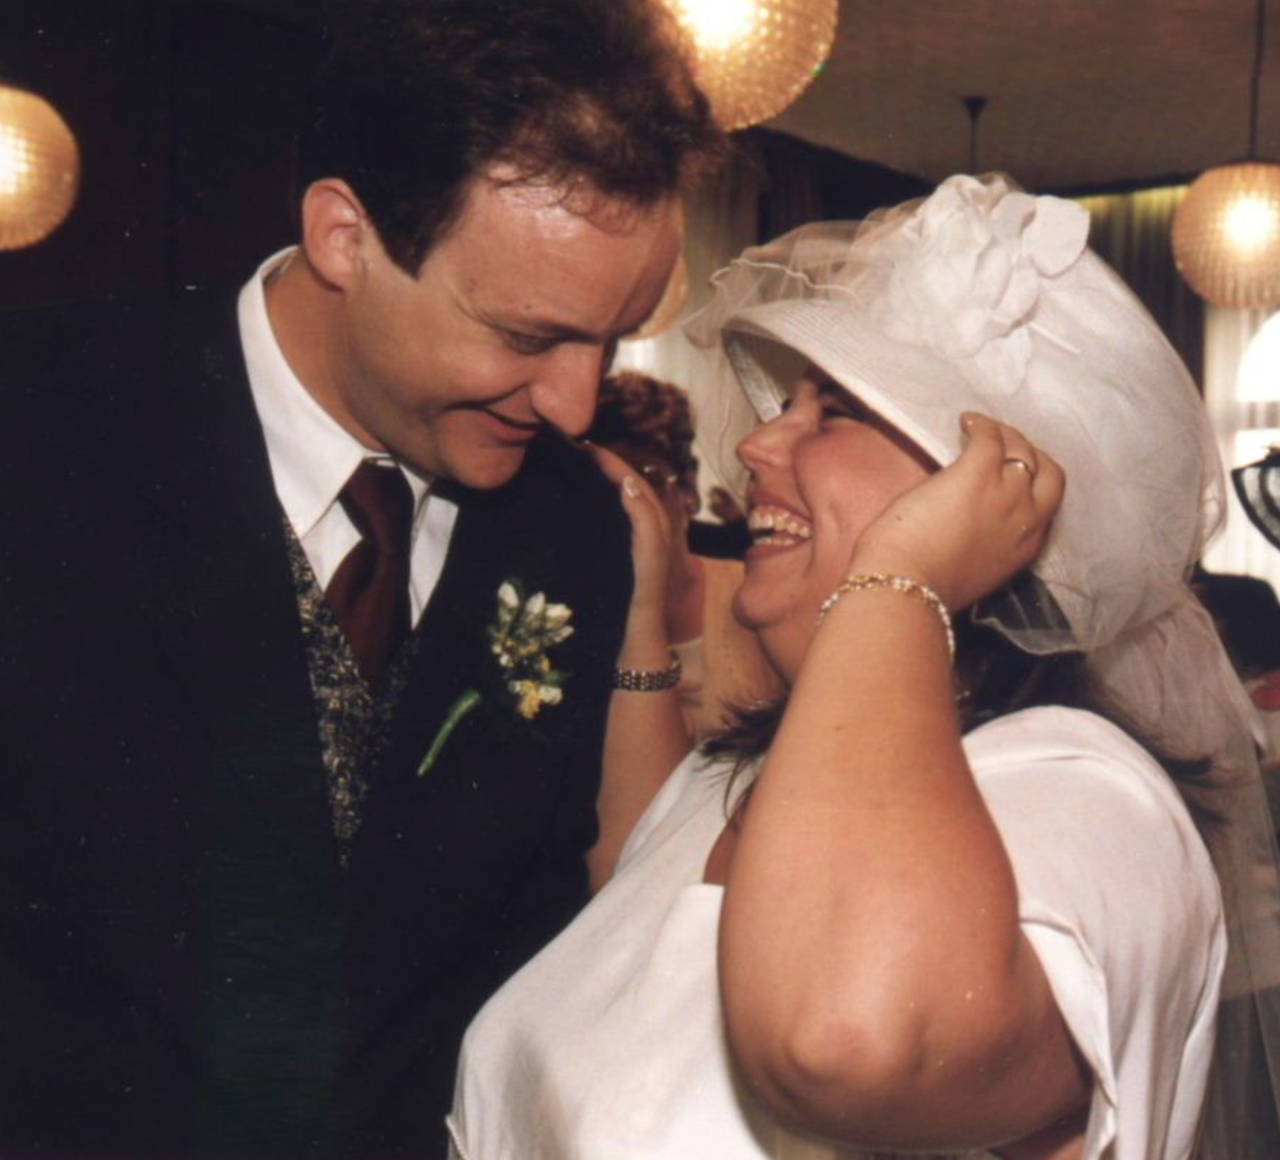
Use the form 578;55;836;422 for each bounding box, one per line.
325;460;414;687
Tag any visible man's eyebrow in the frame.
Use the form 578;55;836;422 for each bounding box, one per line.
480;311;594;342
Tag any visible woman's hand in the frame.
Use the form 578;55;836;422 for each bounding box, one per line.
586;442;674;627
585;441;692;891
849;412;1065;612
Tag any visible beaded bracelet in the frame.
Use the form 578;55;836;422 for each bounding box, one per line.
611;649;683;691
816;572;955;661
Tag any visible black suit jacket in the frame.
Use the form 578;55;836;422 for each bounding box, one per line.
0;293;630;1158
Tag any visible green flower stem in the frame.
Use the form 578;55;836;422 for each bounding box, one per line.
418;688;482;776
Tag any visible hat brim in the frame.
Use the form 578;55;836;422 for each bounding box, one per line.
725;300;986;469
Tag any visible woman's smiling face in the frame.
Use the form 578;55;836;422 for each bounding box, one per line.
734;366;935;682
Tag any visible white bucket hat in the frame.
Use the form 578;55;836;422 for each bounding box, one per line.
686;174;1242;759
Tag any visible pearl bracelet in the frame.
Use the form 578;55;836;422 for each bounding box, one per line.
611;649;683;691
816;572;955;661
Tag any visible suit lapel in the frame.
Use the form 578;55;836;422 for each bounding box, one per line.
349;461;581;872
103;297;339;893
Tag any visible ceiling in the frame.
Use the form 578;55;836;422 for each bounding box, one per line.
769;0;1280;192
215;0;1280;194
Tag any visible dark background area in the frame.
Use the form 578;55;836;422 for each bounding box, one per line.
0;1;318;310
0;1;935;313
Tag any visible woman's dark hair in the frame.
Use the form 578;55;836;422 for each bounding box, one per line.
705;605;1221;838
298;0;725;273
589;371;701;514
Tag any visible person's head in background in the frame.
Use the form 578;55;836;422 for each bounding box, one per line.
591;370;701;528
590;370;706;644
272;0;725;488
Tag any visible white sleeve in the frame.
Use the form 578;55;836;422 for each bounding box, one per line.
965;707;1226;1160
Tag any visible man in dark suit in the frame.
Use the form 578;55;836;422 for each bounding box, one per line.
0;2;721;1156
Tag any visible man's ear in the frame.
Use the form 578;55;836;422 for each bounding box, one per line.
300;178;372;290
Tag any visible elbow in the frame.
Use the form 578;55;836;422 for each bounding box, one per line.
725;996;930;1134
726;986;1028;1141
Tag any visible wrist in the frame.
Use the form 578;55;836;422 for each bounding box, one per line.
846;546;945;606
622;600;668;641
612;648;683;692
818;572;955;661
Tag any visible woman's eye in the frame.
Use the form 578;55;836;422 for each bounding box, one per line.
820;396;868;423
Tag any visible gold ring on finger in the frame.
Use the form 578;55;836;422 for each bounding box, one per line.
1003;456;1037;480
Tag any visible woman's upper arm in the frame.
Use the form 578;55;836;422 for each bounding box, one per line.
723;709;1219;1152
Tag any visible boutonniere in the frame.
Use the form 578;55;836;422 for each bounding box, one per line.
417;578;574;776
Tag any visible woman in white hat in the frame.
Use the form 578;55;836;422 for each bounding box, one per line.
447;174;1280;1160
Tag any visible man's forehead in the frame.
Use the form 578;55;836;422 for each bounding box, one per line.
422;172;681;343
467;167;679;235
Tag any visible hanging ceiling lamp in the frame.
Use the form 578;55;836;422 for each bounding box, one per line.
1172;0;1280;309
0;83;80;251
661;0;838;131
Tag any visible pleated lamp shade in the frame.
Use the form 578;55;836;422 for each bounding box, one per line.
1172;162;1280;309
662;0;838;131
0;85;80;251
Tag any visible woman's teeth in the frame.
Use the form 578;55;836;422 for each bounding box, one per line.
747;505;813;545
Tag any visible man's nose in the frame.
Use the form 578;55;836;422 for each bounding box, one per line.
531;345;605;438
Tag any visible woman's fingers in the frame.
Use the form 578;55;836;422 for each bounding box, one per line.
961;412;1063;517
961;413;1042;485
1029;448;1065;515
854;413;1064;612
585;442;673;612
973;414;1064;559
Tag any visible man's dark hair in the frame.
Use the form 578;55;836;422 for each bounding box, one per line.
298;0;724;273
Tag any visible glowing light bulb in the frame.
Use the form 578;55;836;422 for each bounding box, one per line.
660;0;837;130
677;0;758;50
0;124;30;197
1225;194;1280;254
0;86;79;249
1173;162;1280;308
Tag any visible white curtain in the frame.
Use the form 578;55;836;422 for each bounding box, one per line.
615;147;759;387
1202;304;1280;590
613;149;761;504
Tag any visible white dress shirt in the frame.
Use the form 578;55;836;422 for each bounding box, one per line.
237;247;458;626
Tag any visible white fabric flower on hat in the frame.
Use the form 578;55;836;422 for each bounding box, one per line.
863;174;1090;394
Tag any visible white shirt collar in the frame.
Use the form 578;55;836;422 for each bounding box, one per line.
236;246;429;539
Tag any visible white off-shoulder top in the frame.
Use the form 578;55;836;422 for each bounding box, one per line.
449;707;1224;1160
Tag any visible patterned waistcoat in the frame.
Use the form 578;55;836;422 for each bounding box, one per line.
281;518;422;866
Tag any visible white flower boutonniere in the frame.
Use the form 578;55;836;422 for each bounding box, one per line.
417;579;574;776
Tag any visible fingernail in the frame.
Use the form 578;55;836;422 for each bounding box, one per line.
960;412;976;430
622;477;640;499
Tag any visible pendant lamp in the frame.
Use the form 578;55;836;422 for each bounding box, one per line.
661;0;838;131
1172;0;1280;309
964;95;988;172
0;83;79;251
